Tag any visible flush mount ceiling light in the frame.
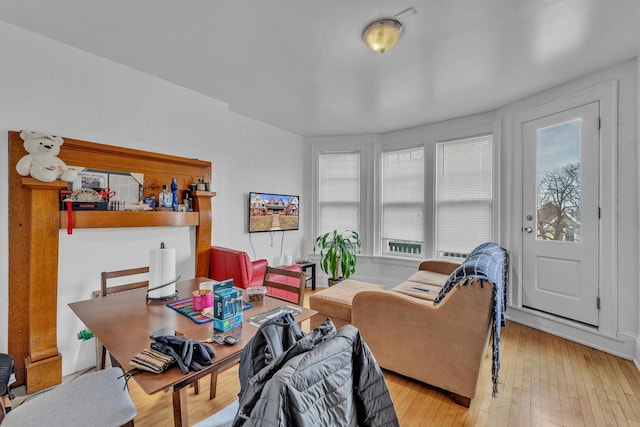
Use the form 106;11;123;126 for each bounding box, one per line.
362;18;403;54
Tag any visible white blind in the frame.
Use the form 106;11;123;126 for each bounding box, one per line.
318;152;360;235
382;147;424;243
436;135;493;255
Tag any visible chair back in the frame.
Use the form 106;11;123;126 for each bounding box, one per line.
210;246;251;286
97;266;150;371
101;266;150;297
263;265;305;305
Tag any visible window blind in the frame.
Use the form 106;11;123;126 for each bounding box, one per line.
436;135;493;256
381;147;424;255
318;152;360;235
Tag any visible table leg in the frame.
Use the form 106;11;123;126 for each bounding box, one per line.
172;386;188;427
209;370;218;399
311;263;316;290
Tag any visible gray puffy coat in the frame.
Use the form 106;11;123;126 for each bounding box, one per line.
234;321;399;427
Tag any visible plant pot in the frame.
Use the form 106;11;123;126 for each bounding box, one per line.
328;277;344;287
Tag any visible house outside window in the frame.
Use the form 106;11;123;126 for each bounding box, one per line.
381;146;425;257
318;152;360;235
435;134;493;259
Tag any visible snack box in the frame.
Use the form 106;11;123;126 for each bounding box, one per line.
214;313;243;332
246;286;267;302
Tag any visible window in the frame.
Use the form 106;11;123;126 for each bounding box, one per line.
436;135;493;258
318;152;360;235
381;147;424;256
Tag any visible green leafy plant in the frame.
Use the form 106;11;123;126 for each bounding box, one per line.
313;230;362;280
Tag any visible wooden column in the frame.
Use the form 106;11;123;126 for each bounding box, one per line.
22;178;66;393
192;191;215;278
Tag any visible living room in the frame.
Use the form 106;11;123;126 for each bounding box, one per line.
0;1;639;425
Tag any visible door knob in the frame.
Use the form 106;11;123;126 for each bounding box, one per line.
523;226;533;233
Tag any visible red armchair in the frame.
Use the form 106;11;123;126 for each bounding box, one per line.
209;246;268;289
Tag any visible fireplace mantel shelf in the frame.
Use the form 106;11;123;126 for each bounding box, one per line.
9;136;214;392
60;210;199;229
59;191;214;229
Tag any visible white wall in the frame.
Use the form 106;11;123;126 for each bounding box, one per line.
0;21;305;375
213;112;305;263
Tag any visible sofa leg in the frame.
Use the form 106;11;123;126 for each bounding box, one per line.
453;394;471;407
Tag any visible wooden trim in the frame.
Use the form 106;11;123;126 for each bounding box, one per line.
193;191;214;278
7;130;214;388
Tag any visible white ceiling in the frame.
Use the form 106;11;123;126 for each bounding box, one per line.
1;1;639;136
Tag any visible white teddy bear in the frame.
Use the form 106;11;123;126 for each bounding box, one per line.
16;130;78;182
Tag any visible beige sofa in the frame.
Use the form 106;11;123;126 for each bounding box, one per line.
309;259;497;407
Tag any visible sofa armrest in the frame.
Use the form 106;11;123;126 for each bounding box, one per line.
246;258;268;287
352;282;493;400
418;259;461;275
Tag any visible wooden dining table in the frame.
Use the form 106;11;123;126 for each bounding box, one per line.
68;277;317;427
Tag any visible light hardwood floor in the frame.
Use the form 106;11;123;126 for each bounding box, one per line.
127;293;640;427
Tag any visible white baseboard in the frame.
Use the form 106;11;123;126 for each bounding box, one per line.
635;335;640;372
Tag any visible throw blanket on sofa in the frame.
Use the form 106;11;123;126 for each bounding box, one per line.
433;242;508;397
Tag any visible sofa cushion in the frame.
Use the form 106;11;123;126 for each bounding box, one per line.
391;270;449;301
309;280;385;322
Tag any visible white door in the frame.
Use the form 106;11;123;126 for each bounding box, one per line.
522;102;600;326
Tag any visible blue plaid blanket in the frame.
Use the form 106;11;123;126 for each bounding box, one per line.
433;242;508;397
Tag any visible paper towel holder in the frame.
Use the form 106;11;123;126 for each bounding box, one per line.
146;242;180;302
146;275;180;302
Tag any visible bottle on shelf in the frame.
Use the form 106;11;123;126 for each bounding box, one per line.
171;178;179;210
159;184;172;208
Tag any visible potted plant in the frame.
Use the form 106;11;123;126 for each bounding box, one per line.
313;230;362;286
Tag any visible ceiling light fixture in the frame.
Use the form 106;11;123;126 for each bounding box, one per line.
362;18;403;54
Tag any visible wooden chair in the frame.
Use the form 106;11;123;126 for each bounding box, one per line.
263;266;306;305
98;267;150;370
99;266;211;396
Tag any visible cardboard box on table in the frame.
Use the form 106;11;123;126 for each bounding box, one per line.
212;279;243;332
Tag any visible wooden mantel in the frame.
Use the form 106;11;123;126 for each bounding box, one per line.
8;131;214;391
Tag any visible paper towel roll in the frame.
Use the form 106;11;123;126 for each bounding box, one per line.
148;246;177;299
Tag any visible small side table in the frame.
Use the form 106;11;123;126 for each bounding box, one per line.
296;261;316;290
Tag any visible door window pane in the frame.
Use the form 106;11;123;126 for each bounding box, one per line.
536;119;581;242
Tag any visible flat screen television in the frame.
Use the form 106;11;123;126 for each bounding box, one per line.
249;192;299;233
